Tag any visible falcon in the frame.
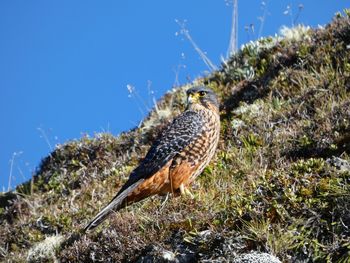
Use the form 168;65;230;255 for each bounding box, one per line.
84;86;220;231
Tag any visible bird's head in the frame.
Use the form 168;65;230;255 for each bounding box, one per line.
186;86;219;112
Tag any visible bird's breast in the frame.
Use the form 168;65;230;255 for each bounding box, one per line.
170;109;220;189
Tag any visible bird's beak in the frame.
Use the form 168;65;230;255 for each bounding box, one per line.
187;93;199;104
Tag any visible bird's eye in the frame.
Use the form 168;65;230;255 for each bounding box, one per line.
199;91;206;96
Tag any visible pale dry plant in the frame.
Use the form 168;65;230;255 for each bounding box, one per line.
258;1;270;38
227;0;239;57
37;126;54;152
7;151;23;191
283;3;304;27
175;19;217;71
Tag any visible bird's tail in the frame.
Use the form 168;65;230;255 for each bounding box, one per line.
84;180;143;232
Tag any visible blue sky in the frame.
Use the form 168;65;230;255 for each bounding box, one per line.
0;1;348;191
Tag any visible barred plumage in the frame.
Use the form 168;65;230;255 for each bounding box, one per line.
84;86;220;232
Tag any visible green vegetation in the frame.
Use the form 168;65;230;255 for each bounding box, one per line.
1;11;350;262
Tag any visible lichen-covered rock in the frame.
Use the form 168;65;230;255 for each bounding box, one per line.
232;252;281;263
27;235;64;263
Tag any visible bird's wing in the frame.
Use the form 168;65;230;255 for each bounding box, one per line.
84;110;204;231
122;110;205;188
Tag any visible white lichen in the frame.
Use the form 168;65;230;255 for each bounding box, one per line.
161;249;176;261
233;101;263;117
279;24;311;42
233;252;281;263
27;235;64;263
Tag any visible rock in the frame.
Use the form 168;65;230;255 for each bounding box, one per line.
232;252;281;263
327;157;350;171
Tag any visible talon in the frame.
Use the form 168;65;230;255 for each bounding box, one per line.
179;184;194;199
159;193;170;211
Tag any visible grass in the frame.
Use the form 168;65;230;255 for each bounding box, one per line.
0;10;350;262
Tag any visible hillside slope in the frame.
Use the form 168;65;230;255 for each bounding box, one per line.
1;12;350;262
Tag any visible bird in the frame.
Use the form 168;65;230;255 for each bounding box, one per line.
84;86;220;232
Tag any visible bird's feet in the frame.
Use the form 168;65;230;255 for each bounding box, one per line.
179;184;194;199
159;193;171;211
